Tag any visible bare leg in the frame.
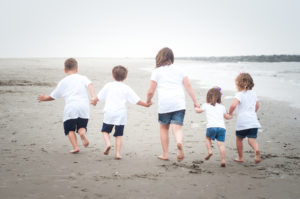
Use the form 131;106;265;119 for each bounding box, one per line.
102;132;111;155
235;136;244;162
248;138;261;164
205;137;213;160
158;124;170;160
78;128;89;147
115;136;122;159
172;124;184;162
67;131;79;153
217;141;226;167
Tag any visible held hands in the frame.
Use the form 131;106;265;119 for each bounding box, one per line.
90;97;98;106
37;94;46;102
194;107;203;113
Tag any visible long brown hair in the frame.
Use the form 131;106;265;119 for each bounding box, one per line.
206;87;222;106
155;47;174;67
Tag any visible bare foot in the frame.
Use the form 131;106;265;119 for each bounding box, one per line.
205;153;213;160
255;150;261;164
158;155;169;161
234;158;244;163
177;143;184;162
70;148;80;154
220;162;226;167
80;135;89;147
115;155;122;160
104;146;111;155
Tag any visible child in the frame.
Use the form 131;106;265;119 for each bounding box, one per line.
229;73;261;164
91;65;150;159
146;47;199;162
195;87;231;167
38;58;97;154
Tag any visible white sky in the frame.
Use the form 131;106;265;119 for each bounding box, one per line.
0;0;299;57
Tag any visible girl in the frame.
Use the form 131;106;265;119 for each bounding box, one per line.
229;73;261;164
146;47;199;162
195;87;231;167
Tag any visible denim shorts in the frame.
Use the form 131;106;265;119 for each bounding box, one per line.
101;123;125;137
63;118;88;136
236;128;258;139
158;110;185;126
206;127;226;142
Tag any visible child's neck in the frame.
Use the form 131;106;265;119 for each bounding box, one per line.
66;71;77;76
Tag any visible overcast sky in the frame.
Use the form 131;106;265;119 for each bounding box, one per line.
0;0;299;57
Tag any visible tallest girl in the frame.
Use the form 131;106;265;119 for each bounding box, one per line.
147;47;199;161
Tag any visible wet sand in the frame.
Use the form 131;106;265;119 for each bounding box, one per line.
0;58;300;199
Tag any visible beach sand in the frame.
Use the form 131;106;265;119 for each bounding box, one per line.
0;58;300;199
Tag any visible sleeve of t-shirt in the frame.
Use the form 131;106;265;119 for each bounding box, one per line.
97;84;108;101
50;80;64;99
150;69;158;82
126;86;140;104
82;76;92;87
235;92;242;102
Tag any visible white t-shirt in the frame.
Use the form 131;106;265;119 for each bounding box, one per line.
50;74;91;122
97;81;140;125
151;65;186;113
235;90;261;130
201;103;227;129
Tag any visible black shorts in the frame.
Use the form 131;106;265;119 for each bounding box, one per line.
63;118;88;136
236;128;258;139
101;123;124;137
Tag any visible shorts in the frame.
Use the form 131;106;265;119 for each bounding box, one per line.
158;110;185;126
63;118;88;136
206;127;226;142
101;123;125;137
236;128;258;139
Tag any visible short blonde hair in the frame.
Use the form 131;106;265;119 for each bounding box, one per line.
112;65;128;81
206;87;222;106
235;73;254;91
155;47;174;67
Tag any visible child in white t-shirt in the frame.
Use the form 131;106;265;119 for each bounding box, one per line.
38;58;97;154
195;87;231;167
91;65;151;159
229;73;261;164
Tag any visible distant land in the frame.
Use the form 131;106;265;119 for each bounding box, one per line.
177;55;300;62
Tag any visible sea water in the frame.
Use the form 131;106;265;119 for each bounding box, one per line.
176;61;300;108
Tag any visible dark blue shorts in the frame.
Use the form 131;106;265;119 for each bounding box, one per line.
101;123;125;137
206;127;226;142
158;110;185;126
63;118;88;136
236;128;258;139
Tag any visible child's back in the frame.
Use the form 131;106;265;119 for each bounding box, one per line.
202;103;226;129
51;73;91;122
235;90;261;130
98;81;140;125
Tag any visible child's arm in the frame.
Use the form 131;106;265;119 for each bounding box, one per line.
255;101;260;112
229;99;239;115
183;77;200;108
146;80;157;104
38;94;54;102
137;100;152;107
195;107;204;113
88;83;98;106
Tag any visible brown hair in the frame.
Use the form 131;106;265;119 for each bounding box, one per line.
64;58;78;71
235;73;254;91
155;47;174;67
112;65;128;81
206;87;222;106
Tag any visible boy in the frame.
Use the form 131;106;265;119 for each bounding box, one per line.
91;65;151;159
38;58;96;154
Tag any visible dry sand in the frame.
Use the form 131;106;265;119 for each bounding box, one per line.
0;58;300;199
